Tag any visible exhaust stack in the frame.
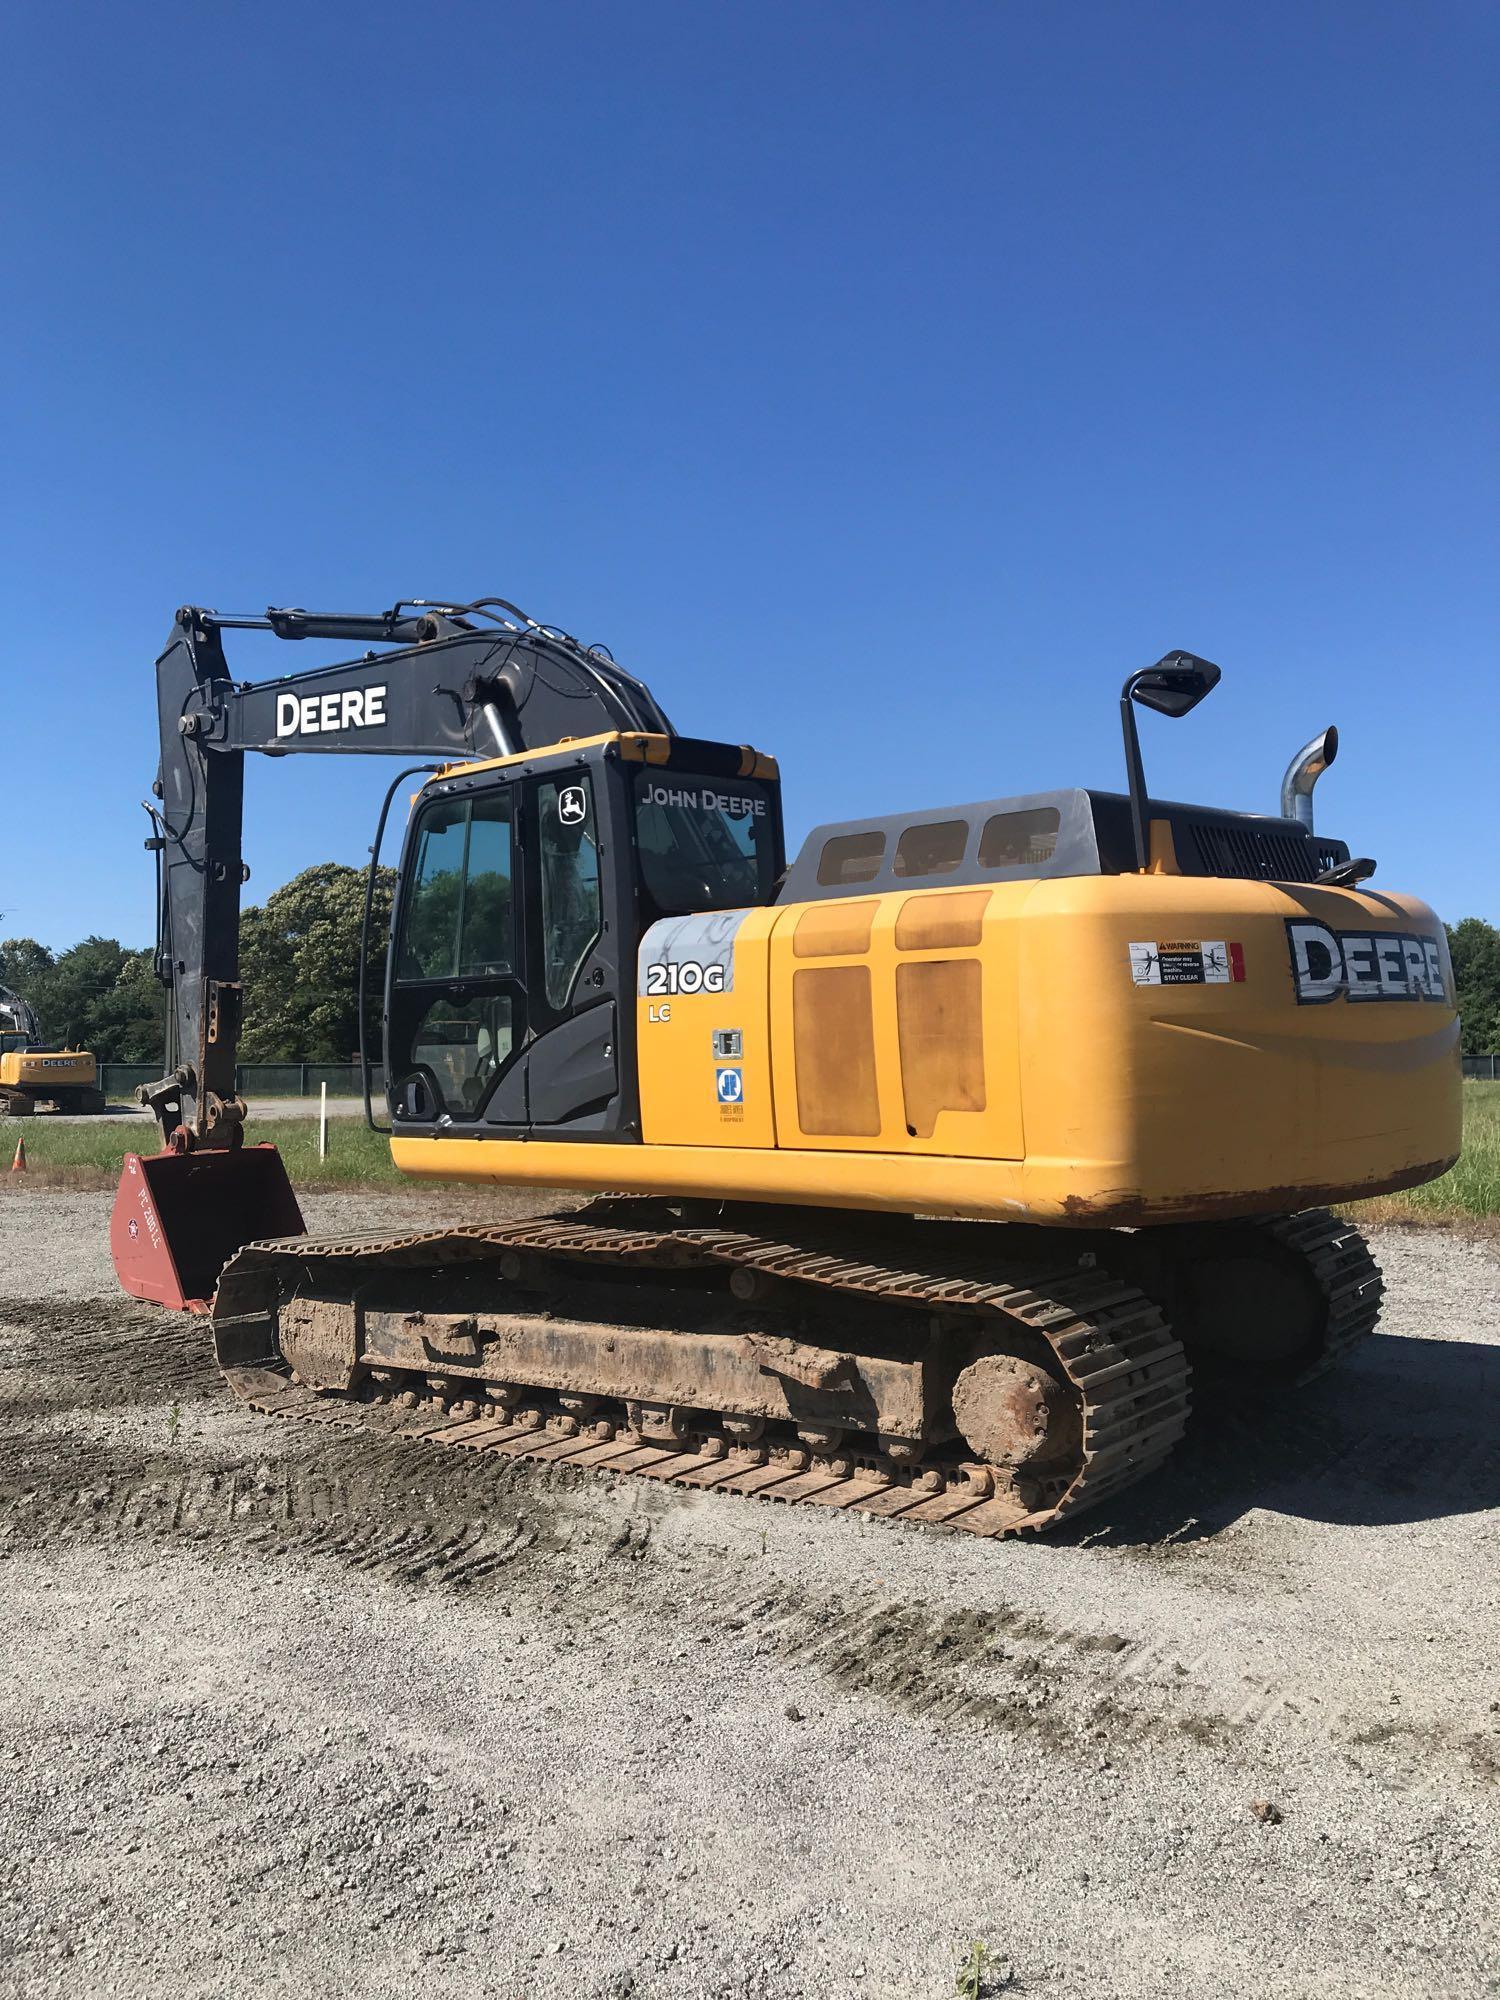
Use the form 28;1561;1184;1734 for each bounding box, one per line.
1281;725;1338;831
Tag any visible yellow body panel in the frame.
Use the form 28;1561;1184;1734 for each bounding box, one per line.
0;1050;96;1090
394;1130;1042;1217
636;906;779;1149
1008;875;1459;1217
768;888;1024;1161
393;874;1461;1225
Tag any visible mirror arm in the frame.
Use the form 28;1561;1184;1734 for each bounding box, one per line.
1120;676;1152;873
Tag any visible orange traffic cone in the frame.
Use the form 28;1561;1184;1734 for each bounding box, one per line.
10;1138;25;1173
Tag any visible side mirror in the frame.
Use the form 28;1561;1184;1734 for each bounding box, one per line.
1120;650;1222;870
1128;652;1221;718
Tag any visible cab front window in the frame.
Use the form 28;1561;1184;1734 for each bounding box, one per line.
632;770;776;918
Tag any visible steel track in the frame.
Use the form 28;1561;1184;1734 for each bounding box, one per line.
209;1204;1378;1540
1265;1208;1385;1384
212;1206;1194;1540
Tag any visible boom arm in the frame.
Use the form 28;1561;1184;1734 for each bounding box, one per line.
0;985;41;1043
146;597;674;1147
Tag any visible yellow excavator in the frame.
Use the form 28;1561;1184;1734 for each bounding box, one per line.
111;598;1461;1539
0;985;105;1117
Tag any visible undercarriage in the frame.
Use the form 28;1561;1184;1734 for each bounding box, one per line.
210;1202;1381;1539
0;1086;106;1117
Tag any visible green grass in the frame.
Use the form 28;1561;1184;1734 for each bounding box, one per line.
954;1942;988;1999
1;1113;406;1190
1346;1079;1500;1226
953;1941;1012;1997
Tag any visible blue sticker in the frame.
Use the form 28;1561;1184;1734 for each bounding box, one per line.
715;1066;744;1105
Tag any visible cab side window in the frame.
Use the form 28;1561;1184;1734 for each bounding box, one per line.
538;777;602;1011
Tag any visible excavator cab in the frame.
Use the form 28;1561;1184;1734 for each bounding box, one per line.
383;736;783;1140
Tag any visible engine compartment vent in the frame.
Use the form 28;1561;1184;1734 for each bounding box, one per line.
1182;819;1338;884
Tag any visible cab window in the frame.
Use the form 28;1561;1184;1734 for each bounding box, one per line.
409;995;515;1115
538;777;602;1010
633;770;775;917
398;794;513;980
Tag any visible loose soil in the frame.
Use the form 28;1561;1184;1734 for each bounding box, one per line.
1;1191;1497;1998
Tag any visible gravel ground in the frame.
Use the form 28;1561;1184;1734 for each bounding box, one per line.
1;1187;1497;2000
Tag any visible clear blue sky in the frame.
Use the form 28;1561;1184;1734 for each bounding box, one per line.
3;0;1495;951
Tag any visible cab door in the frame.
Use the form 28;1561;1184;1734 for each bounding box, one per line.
387;783;527;1129
507;767;621;1132
388;759;631;1137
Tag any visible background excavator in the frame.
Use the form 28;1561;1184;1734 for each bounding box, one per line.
110;596;1462;1539
0;983;105;1118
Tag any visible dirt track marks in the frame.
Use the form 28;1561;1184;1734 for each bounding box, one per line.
0;1296;574;1589
3;1284;1498;1797
0;1296;213;1415
0;1299;1187;1749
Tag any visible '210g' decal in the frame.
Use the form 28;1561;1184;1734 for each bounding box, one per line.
643;960;727;996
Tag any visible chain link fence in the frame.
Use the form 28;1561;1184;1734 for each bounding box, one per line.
1462;1055;1500;1080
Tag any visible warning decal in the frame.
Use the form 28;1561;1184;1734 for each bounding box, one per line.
1129;940;1245;987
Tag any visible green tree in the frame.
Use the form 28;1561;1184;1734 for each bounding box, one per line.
0;938;55;1000
0;935;164;1060
0;938;51;1039
1447;917;1500;1055
239;862;395;1062
87;947;167;1061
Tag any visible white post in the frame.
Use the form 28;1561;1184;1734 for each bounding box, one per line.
319;1079;329;1161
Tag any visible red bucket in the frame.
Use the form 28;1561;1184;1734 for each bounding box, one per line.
111;1145;306;1312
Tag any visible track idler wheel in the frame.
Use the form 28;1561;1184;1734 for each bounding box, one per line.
951;1353;1082;1471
